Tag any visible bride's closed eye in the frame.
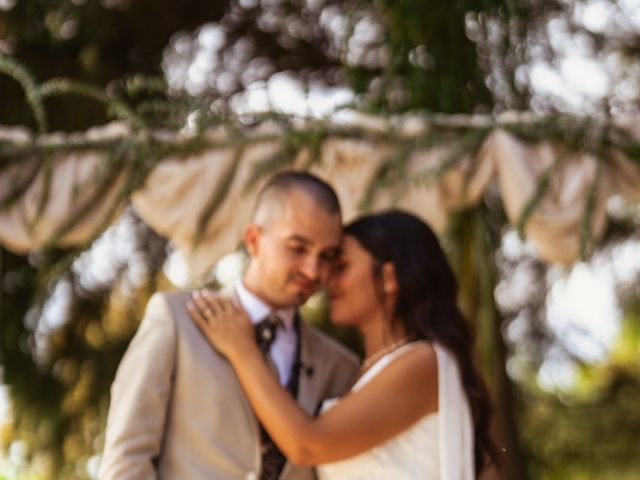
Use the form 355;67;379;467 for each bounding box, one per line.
331;261;348;275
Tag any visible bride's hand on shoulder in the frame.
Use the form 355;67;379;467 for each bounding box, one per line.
188;289;255;361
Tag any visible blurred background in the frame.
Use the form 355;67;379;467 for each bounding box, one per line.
1;0;640;478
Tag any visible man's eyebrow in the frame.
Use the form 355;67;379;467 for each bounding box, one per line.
285;234;312;244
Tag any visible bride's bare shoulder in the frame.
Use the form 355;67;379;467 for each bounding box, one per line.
365;341;438;392
359;341;439;415
390;341;438;376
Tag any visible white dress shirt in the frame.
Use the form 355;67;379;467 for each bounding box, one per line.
234;280;298;386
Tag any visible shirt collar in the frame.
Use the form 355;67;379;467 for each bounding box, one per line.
234;280;295;331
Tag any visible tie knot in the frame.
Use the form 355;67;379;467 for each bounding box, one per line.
255;314;283;351
265;313;283;327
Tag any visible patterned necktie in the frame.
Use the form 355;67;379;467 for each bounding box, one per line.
255;313;289;480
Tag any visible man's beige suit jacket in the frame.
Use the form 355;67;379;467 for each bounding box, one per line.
99;290;359;480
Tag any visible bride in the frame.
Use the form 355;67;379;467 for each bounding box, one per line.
189;210;496;479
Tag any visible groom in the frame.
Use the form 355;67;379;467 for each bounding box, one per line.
99;171;359;480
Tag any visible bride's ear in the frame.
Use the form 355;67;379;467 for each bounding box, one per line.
381;262;399;295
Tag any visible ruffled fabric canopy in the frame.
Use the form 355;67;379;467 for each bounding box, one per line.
1;112;639;279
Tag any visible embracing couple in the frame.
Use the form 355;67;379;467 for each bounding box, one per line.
98;171;496;480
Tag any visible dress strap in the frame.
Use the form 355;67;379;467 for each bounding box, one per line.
353;340;430;390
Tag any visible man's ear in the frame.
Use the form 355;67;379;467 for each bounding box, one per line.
382;262;399;295
244;224;262;257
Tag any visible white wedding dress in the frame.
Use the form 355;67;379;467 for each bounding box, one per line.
316;342;475;480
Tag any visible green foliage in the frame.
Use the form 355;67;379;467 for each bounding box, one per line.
0;56;48;133
520;300;640;479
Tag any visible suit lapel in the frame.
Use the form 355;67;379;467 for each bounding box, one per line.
217;286;261;440
296;318;324;416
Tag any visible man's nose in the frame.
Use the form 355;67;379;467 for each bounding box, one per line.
299;256;321;281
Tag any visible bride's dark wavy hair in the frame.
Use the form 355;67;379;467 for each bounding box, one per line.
344;209;496;474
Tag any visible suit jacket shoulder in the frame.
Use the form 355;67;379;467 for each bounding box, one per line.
297;322;360;405
153;288;234;333
303;325;359;368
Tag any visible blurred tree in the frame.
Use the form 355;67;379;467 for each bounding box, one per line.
0;0;227;131
1;0;566;130
494;211;640;479
1;211;168;477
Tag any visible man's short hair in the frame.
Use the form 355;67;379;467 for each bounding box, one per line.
252;171;341;224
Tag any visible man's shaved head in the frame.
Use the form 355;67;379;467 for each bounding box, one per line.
244;171;343;308
252;171;341;227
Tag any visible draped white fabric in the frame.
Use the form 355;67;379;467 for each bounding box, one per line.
435;343;475;480
1;113;639;279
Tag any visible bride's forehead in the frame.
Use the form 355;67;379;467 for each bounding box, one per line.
340;235;368;257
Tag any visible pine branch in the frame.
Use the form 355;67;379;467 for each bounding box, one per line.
516;164;554;238
411;129;488;187
580;163;602;260
39;79;144;128
0;55;48;132
514;145;581;239
32;154;52;227
122;75;168;98
0;158;40;209
193;144;245;247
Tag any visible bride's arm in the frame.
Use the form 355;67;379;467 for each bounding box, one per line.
233;340;437;465
189;290;438;466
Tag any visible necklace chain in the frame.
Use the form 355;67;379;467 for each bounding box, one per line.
361;337;412;372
